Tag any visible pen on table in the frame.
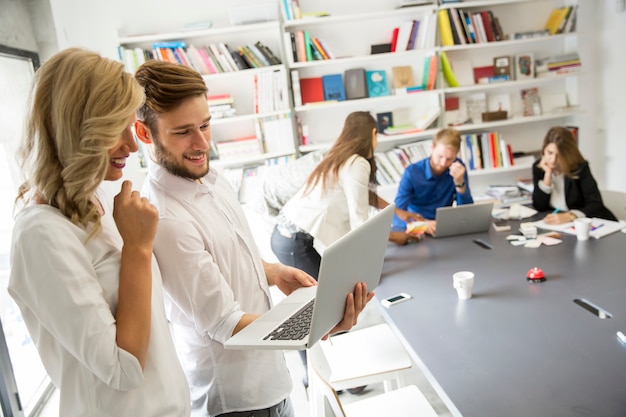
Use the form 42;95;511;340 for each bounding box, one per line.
617;331;626;344
552;208;560;214
591;224;604;232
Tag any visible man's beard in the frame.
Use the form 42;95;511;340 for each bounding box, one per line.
153;138;209;180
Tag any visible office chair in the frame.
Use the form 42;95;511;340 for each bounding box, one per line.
600;189;626;221
307;323;415;415
307;331;438;417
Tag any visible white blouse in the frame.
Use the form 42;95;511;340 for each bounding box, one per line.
9;200;190;417
282;154;371;249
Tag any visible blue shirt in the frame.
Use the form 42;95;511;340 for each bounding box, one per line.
392;156;473;230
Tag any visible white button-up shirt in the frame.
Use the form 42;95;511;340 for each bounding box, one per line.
142;161;291;417
9;197;190;417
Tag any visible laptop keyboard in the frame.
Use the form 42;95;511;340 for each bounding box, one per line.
263;299;315;341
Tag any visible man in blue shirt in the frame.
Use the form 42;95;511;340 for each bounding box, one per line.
393;128;473;237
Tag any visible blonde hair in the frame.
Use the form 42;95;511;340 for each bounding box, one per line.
433;128;462;152
16;48;145;238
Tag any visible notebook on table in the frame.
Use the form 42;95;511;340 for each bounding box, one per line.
433;202;494;238
224;203;395;350
532;217;625;239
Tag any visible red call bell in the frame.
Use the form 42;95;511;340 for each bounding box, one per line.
527;267;546;283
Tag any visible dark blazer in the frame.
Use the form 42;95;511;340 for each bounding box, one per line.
532;160;617;221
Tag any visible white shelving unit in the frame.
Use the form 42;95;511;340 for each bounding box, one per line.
117;21;298;170
279;0;581;195
117;0;582;195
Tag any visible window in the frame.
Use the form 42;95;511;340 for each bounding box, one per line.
0;44;53;417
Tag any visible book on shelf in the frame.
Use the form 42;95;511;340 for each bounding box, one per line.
371;43;392;54
295;31;307;63
216;135;262;160
365;70;390;97
390;27;400;52
343;68;368;100
493;56;511;77
438;9;455;46
544;6;572;35
407;20;421;50
321;74;346;102
395;20;415;52
376;112;393;134
391;66;415;89
300;77;324;104
291;70;302;107
258;115;295;154
311;38;331;60
255;41;281;65
303;31;313;62
207;94;234;106
508;29;550;40
247;44;271;67
521;88;542;117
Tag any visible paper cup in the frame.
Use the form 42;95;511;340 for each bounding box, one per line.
453;271;475;300
574;218;592;241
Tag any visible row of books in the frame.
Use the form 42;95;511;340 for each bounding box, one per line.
390;13;436;52
253;69;290;114
374;140;433;185
286;31;334;63
544;5;578;35
438;8;504;47
459;131;514;172
281;0;302;21
292;58;437;107
118;40;281;74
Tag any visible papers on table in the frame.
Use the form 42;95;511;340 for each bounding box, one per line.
532;218;625;239
492;203;538;220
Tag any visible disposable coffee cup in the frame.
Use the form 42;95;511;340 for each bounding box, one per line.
453;271;475;300
574;218;592;241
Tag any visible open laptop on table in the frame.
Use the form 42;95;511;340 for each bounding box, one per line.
433;202;494;238
224;203;395;350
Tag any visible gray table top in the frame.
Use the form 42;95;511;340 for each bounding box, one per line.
375;222;626;417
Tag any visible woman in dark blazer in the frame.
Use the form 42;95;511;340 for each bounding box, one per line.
532;126;617;224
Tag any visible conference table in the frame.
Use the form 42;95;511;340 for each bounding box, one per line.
375;218;626;417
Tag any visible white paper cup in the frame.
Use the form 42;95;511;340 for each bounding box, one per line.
574;218;592;241
453;271;475;300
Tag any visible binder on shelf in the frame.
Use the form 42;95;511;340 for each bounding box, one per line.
365;70;390;98
344;68;368;100
300;77;324;104
291;70;302;107
321;74;346;102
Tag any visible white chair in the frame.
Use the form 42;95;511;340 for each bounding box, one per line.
600;189;626;221
307;331;438;417
306;323;414;415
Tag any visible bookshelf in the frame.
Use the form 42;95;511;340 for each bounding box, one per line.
117;21;299;171
280;0;581;195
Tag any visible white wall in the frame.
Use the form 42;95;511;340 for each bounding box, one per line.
600;0;626;192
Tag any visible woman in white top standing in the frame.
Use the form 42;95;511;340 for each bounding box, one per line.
272;111;421;279
271;111;379;279
9;48;190;417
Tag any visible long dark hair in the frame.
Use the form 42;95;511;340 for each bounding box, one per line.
303;111;378;206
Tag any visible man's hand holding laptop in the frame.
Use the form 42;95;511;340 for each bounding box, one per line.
258;261;374;340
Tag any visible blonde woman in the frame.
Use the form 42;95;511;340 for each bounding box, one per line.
9;48;190;416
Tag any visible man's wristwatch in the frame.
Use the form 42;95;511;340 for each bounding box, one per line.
455;182;465;188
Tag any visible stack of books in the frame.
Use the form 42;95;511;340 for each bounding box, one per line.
535;52;582;78
544;5;577;35
207;94;236;119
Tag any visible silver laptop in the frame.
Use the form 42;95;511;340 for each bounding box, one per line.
224;203;395;350
434;202;494;238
